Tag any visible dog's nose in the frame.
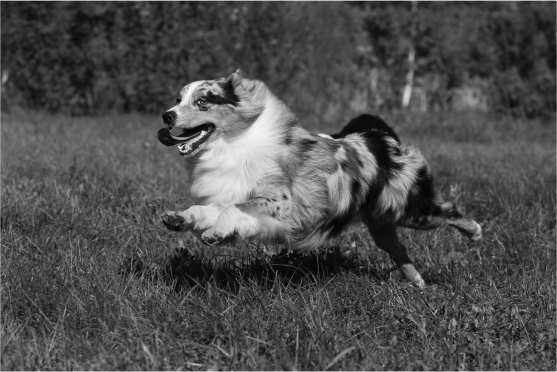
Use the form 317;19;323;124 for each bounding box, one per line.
162;111;176;126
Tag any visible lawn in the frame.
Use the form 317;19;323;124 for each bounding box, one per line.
1;109;555;370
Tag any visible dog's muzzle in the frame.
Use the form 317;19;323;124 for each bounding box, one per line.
157;124;216;157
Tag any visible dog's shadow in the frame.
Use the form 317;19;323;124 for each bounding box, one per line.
119;246;401;293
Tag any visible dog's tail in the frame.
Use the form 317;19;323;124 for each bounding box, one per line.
329;114;400;143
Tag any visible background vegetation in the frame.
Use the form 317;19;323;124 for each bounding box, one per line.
1;2;556;121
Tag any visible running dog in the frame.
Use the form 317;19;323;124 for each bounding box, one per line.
157;70;482;289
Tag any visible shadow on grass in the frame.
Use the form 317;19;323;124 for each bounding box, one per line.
421;265;455;286
119;247;397;293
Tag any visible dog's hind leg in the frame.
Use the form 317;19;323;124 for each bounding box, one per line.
366;223;425;289
398;202;482;241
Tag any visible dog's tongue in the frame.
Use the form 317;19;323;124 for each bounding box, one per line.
157;128;198;146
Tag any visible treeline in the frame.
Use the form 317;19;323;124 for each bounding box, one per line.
1;2;555;121
361;2;556;118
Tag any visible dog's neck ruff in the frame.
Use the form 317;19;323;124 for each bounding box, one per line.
189;93;292;205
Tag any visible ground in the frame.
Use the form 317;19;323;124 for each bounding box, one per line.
1;110;555;370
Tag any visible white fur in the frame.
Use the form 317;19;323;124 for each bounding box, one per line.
345;134;379;197
378;144;424;219
181;81;203;105
177;204;223;231
190;94;287;205
213;205;261;237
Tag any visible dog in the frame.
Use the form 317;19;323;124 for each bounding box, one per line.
157;70;482;289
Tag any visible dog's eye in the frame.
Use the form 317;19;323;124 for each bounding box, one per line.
175;96;181;105
196;98;207;106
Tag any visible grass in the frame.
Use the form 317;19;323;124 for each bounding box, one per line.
1;109;555;370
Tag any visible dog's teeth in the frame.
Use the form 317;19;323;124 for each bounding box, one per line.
178;143;191;153
176;128;210;156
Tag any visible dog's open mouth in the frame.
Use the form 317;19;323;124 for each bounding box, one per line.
157;124;215;157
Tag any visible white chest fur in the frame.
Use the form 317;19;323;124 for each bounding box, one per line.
190;141;273;204
189;103;287;205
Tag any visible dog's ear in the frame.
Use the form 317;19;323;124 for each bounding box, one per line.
232;69;242;79
228;69;243;88
224;69;250;96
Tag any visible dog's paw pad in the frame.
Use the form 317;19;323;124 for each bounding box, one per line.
202;235;222;245
202;237;216;245
161;211;186;231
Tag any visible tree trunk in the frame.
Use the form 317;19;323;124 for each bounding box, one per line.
402;1;418;109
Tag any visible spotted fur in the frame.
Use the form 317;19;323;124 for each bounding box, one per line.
160;70;482;289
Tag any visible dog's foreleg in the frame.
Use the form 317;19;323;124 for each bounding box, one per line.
200;196;290;245
161;205;223;234
367;224;425;289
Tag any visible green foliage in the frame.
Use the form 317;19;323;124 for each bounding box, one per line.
1;112;555;369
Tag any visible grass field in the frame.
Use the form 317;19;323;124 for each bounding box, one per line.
1;109;555;370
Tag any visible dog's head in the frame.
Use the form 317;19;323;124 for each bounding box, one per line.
158;69;265;157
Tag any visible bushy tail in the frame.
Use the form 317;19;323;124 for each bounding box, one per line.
331;114;400;143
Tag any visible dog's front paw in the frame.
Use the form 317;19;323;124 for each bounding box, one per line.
160;211;188;231
201;225;235;245
161;205;219;233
